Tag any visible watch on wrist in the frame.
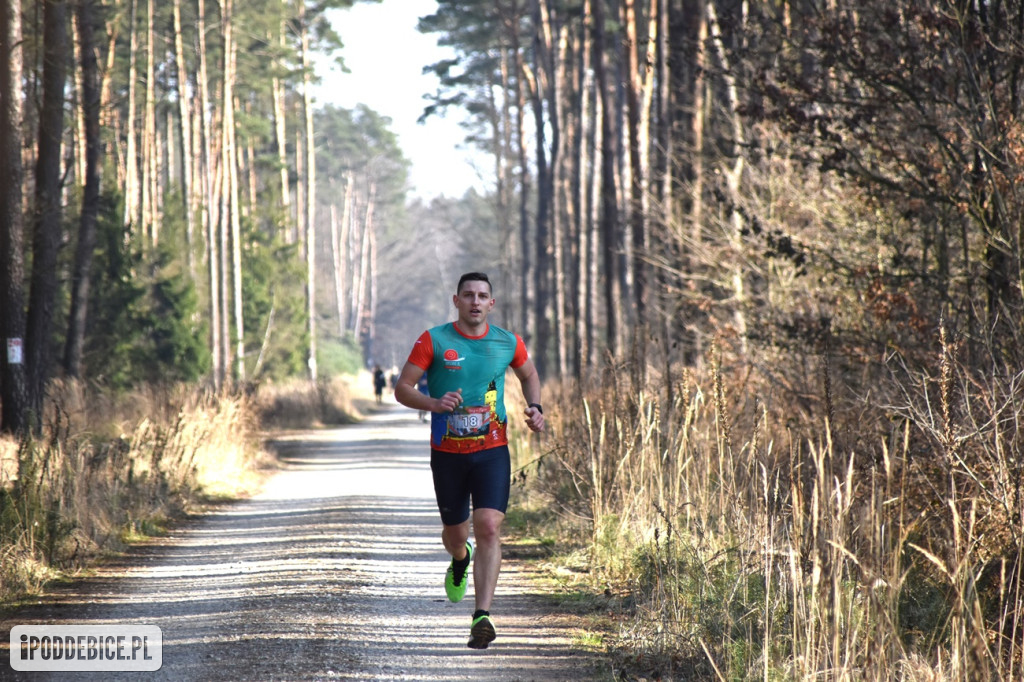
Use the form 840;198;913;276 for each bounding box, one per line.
528;402;543;414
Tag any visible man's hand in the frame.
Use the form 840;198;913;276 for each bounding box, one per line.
524;405;544;432
435;388;463;412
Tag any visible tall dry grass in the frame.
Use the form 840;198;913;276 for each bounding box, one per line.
0;381;267;602
528;334;1023;681
0;373;373;603
249;371;376;430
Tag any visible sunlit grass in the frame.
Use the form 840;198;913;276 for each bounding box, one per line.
0;374;366;603
251;371;376;431
511;336;1024;681
573;629;606;650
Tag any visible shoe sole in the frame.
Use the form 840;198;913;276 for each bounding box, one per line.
467;618;496;650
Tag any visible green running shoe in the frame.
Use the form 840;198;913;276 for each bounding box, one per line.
467;614;496;649
444;541;473;603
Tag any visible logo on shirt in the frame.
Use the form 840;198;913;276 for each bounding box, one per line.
443;348;464;370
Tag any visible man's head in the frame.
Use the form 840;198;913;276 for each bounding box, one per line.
457;272;491;296
454;272;494;331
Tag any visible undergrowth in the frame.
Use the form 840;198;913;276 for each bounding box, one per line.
512;331;1023;681
0;381;259;601
0;374;365;603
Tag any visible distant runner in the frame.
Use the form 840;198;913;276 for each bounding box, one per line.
373;365;386;404
416;373;430;422
394;271;545;649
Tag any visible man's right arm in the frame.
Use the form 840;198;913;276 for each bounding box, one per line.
395;362;465;414
395;362;432;410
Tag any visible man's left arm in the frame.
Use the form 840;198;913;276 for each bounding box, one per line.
512;359;544;432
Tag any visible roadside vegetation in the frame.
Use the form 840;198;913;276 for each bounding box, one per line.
0;373;374;604
507;331;1022;681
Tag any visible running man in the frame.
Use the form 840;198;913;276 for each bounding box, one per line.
394;272;545;649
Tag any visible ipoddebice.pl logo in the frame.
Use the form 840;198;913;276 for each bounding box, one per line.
10;624;162;672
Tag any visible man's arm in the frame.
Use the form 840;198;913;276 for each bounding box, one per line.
513;359;545;432
394;362;463;413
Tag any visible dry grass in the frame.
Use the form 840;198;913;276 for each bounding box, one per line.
250;371;376;431
1;382;258;601
522;335;1023;681
0;373;371;603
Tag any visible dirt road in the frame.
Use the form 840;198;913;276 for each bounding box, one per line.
1;405;605;681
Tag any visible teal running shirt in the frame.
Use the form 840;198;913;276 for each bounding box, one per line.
407;322;529;453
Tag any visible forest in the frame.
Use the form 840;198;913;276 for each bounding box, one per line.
2;0;1023;679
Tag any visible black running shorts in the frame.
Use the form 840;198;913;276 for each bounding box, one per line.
430;445;511;526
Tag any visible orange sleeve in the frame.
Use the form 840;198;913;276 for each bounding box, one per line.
511;334;529;368
407;330;434;370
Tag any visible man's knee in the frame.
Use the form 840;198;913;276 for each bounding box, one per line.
442;520;471;545
472;509;504;543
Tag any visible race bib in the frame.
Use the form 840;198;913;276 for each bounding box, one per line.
446;406;491;438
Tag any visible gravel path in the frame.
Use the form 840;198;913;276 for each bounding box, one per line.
1;405;605;681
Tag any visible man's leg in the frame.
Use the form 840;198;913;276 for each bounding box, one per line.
442;519;473;602
471;507;505;611
432;449;473;602
441;519;471;560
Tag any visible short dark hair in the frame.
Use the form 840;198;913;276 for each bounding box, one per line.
457;272;491;294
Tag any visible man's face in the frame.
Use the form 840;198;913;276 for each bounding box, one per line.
454;280;494;327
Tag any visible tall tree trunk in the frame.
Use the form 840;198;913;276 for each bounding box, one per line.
706;0;748;354
231;147;244;383
334;172;353;335
529;0;552;378
690;0;707;243
354;184;375;354
654;0;671;215
216;0;235;385
245;131;257;212
587;1;604;371
99;13;117;129
142;0;158;245
299;0;318;382
627;0;658;371
26;0;68;422
347;190;361;332
294;126;304;248
512;16;532;344
367;215;378;363
65;0;102;381
577;0;597;375
98;8;118;187
577;0;598;374
172;0;195;272
71;11;86;184
624;0;645;325
123;0;139;232
330;201;341;332
220;0;244;383
165;108;174;192
653;0;673;362
593;0;621;356
589;83;603;370
551;20;570;379
625;0;657;337
197;0;222;389
273;13;291;242
0;0;28;434
495;9;517;326
218;156;230;386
